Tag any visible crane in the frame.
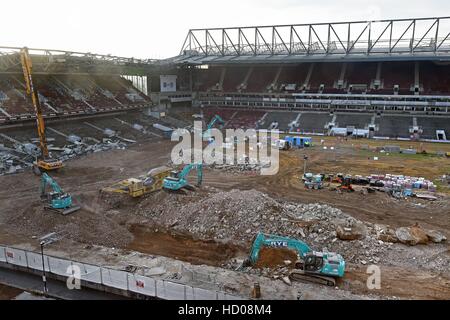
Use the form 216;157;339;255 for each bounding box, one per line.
40;173;80;215
20;47;63;175
163;163;203;191
246;232;345;286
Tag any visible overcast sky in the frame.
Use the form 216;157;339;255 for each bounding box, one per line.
1;0;449;59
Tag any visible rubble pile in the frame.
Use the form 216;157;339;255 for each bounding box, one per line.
207;163;263;174
0;151;27;175
138;189;447;267
0;138;128;176
56;138;128;162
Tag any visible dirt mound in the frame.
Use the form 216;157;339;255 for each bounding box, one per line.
128;225;246;267
5;191;134;248
254;247;298;269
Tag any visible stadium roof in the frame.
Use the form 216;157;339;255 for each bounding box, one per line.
174;16;450;65
0;46;167;75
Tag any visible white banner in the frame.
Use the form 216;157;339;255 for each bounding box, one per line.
160;75;177;92
48;256;72;276
26;252;49;271
193;287;217;300
79;263;102;284
101;268;128;290
5;248;27;267
128;274;156;296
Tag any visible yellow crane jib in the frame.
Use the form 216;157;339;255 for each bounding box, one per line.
20;47;63;174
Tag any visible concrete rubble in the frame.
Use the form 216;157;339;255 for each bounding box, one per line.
0;137;131;176
137;188;447;271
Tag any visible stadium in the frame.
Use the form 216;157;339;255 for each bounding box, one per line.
0;12;449;303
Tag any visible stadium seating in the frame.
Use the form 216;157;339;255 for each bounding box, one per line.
345;62;377;92
225;110;265;129
380;62;414;94
260;111;299;131
0;74;151;119
420;62;450;95
195;61;450;96
335;113;372;129
417;116;450;139
308;63;341;92
376;115;412;138
296;113;332;134
222;67;248;92
277;64;310;91
245;67;277;92
195;67;222;91
202;107;237;123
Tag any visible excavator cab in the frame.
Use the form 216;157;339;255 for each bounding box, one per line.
169;170;181;179
302;253;324;272
40;173;80;215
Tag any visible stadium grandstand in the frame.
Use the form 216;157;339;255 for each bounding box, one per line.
1;17;450;142
164;16;450;141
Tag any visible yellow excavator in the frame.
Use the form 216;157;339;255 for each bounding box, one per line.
20;47;63;175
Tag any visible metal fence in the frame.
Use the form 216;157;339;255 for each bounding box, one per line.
0;245;244;300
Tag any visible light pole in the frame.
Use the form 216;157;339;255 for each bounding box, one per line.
39;232;63;296
39;240;48;295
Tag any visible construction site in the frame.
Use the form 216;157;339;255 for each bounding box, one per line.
1;15;450;301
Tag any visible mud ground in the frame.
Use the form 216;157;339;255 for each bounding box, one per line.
0;284;22;300
0;111;449;299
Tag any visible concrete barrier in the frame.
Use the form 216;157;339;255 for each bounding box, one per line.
0;245;245;300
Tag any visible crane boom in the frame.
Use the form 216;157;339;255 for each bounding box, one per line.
20;48;48;157
20;47;62;174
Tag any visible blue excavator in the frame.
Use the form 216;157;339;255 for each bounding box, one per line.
40;173;80;215
246;232;345;286
203;115;225;141
163;163;203;191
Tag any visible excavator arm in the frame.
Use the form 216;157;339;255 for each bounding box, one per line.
164;163;203;191
207;115;225;130
249;232;311;264
203;115;225;140
21;48;62;174
178;163;203;185
40;173;64;196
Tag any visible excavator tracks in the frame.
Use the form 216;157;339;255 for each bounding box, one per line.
289;269;336;286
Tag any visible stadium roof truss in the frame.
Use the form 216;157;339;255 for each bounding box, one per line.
0;46;162;75
177;17;450;64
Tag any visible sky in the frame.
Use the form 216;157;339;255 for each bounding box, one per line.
1;0;449;59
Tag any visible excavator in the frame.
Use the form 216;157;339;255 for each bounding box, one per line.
20;48;63;175
163;163;203;191
245;232;345;286
203;115;225;141
40;173;80;215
